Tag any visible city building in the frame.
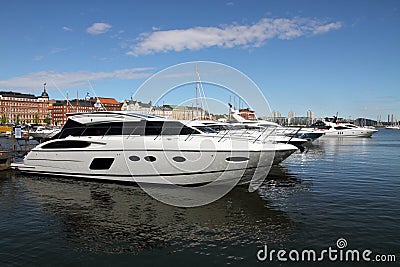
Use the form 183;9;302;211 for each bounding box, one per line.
272;111;281;118
288;110;296;119
239;108;256;120
151;105;173;118
121;99;152;114
354;118;378;127
290;116;312;125
50;97;121;126
307;109;314;123
288;110;296;124
0;87;50;124
151;105;205;120
265;109;317;126
263;116;288;125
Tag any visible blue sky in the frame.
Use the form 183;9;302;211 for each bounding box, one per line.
0;0;399;119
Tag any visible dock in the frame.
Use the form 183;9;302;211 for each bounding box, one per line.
0;134;38;170
0;151;12;170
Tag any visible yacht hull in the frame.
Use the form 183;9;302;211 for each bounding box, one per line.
14;136;295;185
322;129;377;137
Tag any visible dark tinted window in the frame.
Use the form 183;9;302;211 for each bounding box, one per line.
42;140;91;149
226;156;249;162
57;120;86;138
89;158;114;170
128;155;140;161
145;121;200;135
82;122;124;136
123;121;146;135
193;126;217;133
57;119;199;138
59;121;137;138
172;156;186;162
334;126;349;130
144;156;156;162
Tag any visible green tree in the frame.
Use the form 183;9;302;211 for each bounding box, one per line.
43;117;51;125
34;113;39;124
0;114;7;124
15;114;19;125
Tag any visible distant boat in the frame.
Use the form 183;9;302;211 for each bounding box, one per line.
385;125;400;130
29;126;61;140
0;131;11;138
385;119;400;130
185;119;308;150
312;116;378;137
228;104;325;142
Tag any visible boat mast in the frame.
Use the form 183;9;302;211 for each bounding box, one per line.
76;90;78;112
195;64;199;119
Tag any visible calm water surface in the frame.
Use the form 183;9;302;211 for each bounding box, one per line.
0;130;399;266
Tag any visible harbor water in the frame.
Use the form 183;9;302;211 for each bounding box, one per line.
0;129;399;266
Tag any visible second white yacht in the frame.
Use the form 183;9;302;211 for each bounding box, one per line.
312;117;378;137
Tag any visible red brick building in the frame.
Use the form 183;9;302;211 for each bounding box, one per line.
0;90;50;124
239;108;256;120
50;97;121;126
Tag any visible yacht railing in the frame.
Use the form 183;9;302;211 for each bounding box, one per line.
286;127;303;144
253;127;269;143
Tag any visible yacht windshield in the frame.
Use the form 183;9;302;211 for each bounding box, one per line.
334;126;350;130
194;126;218;133
57;120;200;138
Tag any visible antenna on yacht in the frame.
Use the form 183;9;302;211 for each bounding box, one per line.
76;90;79;112
195;65;199;119
66;91;69;112
229;96;232;120
195;65;210;120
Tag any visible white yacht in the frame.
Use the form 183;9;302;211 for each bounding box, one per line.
385;125;400;130
186;120;309;148
228;106;324;142
29;126;61;140
312;117;378;137
13;112;297;185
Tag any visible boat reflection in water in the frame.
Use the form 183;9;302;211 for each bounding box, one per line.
19;174;299;256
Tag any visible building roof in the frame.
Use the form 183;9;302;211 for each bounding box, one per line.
95;97;120;105
0;91;38;99
41;89;49;98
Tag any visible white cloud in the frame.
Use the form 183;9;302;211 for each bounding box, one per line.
33;55;44;61
128;17;342;56
0;68;153;92
62;26;72;32
86;22;112;35
312;22;342;34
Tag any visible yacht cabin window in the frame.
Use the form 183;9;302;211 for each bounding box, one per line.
57;120;200;138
